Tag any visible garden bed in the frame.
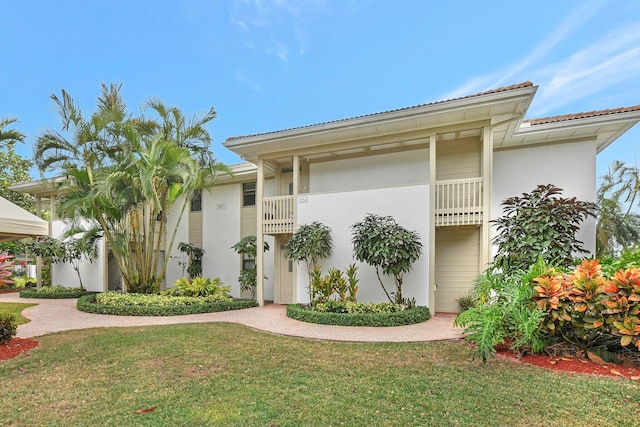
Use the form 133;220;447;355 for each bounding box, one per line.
20;286;93;299
287;303;430;327
77;294;257;316
0;338;39;362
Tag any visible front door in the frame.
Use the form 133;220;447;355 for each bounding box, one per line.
275;234;295;304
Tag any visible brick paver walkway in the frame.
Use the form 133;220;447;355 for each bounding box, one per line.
0;292;464;342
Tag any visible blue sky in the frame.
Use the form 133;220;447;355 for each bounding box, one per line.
1;0;639;181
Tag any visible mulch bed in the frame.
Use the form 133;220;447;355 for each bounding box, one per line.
0;338;39;362
495;344;640;380
0;288;19;294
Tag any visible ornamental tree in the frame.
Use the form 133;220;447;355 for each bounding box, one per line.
284;222;333;302
491;184;596;275
351;214;422;304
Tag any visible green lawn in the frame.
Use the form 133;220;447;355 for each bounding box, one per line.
0;323;638;426
0;302;36;325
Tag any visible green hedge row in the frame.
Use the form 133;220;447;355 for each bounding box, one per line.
20;286;93;299
286;304;431;327
77;294;258;316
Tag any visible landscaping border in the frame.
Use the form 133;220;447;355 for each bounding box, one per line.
77;294;258;316
286;304;431;326
20;288;93;299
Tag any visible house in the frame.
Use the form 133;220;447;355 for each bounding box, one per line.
12;81;640;313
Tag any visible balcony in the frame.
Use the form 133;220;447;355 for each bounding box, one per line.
263;195;295;234
435;177;483;226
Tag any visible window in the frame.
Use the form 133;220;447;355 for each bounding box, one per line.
191;189;202;211
243;182;256;206
242;254;255;271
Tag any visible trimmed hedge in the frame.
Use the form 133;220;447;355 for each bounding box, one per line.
286;304;431;327
77;294;258;316
20;286;93;299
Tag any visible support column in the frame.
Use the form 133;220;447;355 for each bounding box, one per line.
256;159;265;306
480;126;493;270
428;134;437;314
35;196;43;288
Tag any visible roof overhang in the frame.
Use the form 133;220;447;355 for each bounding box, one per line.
503;109;640;153
225;85;538;164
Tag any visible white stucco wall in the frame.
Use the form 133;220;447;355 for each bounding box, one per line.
50;220;106;292
310;149;429;193
296;184;429;306
165;195;190;287
492;140;597;255
202;183;275;300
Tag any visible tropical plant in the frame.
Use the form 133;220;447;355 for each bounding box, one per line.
162;276;231;299
178;242;206;279
285;222;333;302
0;143;36;212
57;227;101;290
0;252;15;288
491;184;596;276
231;235;270;293
35;84;229;294
454;259;550;362
597;161;640;257
351;214;422;304
0;117;25;147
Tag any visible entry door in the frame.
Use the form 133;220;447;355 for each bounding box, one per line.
275;234;295;304
435;227;480;312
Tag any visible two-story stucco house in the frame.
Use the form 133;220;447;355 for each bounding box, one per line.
13;81;640;313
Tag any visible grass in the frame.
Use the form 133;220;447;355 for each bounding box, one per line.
0;302;36;325
0;323;639;426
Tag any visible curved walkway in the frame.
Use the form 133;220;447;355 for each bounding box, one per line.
0;292;464;342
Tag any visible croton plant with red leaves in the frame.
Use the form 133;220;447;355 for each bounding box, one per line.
532;259;640;351
0;252;15;288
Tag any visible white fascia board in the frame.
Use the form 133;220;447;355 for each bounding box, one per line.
224;86;538;158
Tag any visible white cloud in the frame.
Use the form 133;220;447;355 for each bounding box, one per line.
230;0;325;62
531;23;640;115
439;0;640;116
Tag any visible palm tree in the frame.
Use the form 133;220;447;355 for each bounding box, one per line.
0;117;26;147
596;160;640;256
37;85;228;293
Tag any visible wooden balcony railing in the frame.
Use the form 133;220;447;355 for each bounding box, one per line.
435;178;483;226
263;195;295;234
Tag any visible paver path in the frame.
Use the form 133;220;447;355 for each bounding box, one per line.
0;292;464;342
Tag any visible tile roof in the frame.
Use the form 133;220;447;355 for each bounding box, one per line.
525;105;640;126
226;81;534;142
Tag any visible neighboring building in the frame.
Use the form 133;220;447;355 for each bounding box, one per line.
13;81;640;313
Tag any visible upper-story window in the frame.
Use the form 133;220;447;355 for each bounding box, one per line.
243;182;256;206
191;189;202;211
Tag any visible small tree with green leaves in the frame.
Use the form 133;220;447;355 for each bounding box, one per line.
284;222;333;303
492;184;596;276
177;242;206;279
351;214;422;304
231;235;270;295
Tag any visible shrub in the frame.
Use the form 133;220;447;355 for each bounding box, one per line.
454;260;550;362
78;294;257;316
11;277;36;289
309;264;359;305
231;235;270;294
456;292;477;311
492;184;596;276
285;222;333;302
0;313;17;344
287;303;430;327
351;214;422;304
163;277;231;299
532;259;640;353
20;286;92;299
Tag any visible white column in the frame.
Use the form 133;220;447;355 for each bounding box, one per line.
428;134;437;314
256;159;265;306
481;126;493;270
